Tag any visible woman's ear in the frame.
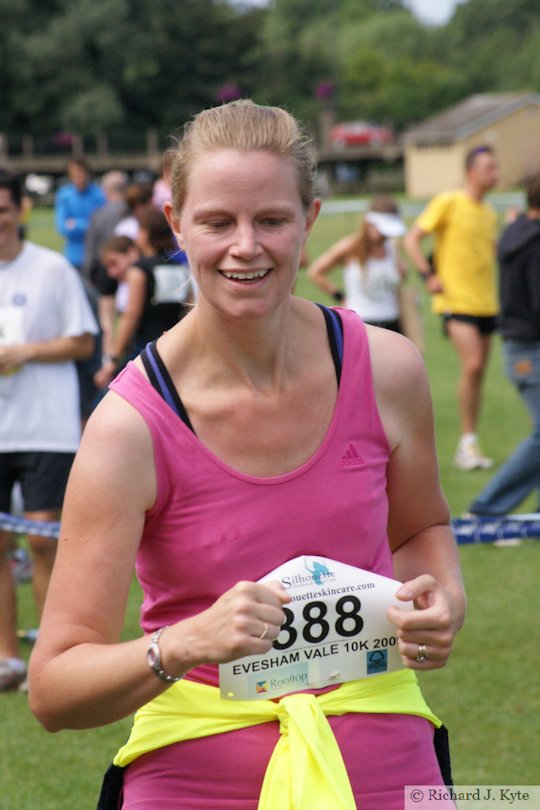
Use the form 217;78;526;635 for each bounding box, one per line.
304;198;321;242
163;201;184;248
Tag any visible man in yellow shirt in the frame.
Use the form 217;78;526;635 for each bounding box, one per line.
405;145;499;470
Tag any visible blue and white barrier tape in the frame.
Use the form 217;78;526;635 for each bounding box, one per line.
0;512;60;538
2;511;539;545
451;514;540;545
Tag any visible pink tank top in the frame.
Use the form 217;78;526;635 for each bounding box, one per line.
111;307;445;808
111;307;393;685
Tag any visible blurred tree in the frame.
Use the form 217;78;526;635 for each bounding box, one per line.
336;12;466;128
62;86;123;136
2;0;540;150
258;0;338;117
14;0;129;134
444;0;540;92
2;0;267;140
259;0;408;126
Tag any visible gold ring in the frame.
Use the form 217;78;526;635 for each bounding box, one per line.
416;643;427;663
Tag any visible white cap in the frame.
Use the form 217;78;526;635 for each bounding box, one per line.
365;211;406;238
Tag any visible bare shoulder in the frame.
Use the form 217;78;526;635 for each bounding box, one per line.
126;264;147;282
83;389;152;451
326;233;358;263
366;325;427;396
334;233;358;253
365;326;432;449
71;390;156;512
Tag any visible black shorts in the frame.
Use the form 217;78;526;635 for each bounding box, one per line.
0;452;75;513
443;313;497;337
364;318;402;333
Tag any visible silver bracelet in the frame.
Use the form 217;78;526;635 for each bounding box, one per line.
146;626;183;683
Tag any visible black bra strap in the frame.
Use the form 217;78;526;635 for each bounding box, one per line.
141;342;195;432
316;304;344;386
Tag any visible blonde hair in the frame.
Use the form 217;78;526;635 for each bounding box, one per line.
170;99;316;213
351;195;401;264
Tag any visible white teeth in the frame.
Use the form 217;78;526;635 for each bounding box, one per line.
222;269;269;280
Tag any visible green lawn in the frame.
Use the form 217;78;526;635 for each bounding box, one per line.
1;205;538;807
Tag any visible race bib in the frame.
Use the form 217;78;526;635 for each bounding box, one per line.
219;555;412;701
0;306;24;391
0;306;24;346
152;265;191;304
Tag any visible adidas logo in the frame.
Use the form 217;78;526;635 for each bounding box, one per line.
339;443;364;468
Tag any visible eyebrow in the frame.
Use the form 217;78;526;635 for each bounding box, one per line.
192;208;230;221
192;203;297;220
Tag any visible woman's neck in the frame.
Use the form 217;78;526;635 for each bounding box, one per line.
170;298;310;396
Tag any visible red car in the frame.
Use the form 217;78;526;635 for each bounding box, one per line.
329;121;394;147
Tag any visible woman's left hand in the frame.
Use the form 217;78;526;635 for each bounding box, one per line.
387;574;462;670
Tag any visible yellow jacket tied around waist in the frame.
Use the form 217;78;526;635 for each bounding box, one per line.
114;669;440;810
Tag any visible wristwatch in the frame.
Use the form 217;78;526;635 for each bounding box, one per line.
146;627;183;683
419;268;435;283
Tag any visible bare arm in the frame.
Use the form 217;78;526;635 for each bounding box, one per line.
307;235;356;298
98;295;116;357
368;328;466;669
29;393;289;731
0;333;94;373
403;225;443;294
403;224;430;274
111;267;147;359
95;267;148;387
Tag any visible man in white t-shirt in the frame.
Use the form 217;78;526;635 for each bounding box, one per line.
0;170;98;691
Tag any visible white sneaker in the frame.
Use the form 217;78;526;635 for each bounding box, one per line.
454;437;493;471
0;658;27;691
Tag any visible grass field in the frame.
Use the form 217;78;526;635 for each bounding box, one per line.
1;204;538;807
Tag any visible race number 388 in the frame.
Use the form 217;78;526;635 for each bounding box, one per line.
273;595;363;650
219;557;411;700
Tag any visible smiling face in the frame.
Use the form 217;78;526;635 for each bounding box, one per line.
165;149;319;321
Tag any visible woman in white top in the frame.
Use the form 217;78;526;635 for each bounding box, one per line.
308;197;407;331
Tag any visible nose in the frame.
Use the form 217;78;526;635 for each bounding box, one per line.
230;222;262;260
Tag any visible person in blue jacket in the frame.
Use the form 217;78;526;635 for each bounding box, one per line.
55;158;105;421
55;157;105;270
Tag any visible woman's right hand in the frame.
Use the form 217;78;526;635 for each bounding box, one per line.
159;580;291;676
425;274;444;294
